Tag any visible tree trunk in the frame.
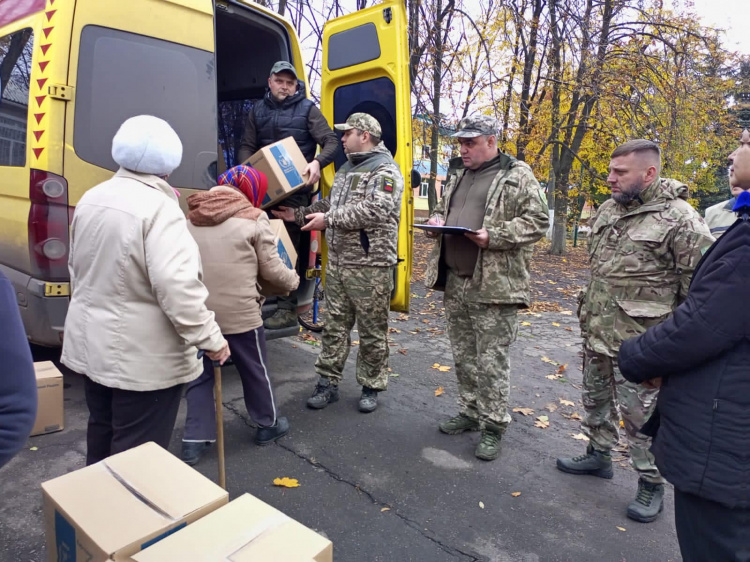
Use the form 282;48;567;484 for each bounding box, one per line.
516;0;544;162
427;0;444;215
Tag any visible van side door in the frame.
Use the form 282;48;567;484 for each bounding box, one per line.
321;0;413;313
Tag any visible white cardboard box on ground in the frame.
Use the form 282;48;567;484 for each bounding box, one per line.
42;442;228;562
31;361;64;436
133;493;333;562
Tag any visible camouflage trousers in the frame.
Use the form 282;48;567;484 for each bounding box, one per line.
580;346;665;484
315;263;393;390
444;270;518;430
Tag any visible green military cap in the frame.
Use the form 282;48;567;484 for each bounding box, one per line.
452;114;499;138
269;60;297;78
334;112;382;137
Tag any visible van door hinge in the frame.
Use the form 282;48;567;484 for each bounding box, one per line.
48;84;73;101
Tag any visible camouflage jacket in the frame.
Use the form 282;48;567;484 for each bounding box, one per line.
294;142;404;267
580;177;714;357
705;197;737;239
424;152;549;305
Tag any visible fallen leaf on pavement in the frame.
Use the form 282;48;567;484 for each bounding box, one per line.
398;348;408;355
511;492;521;497
559;399;575;407
535;415;550;429
431;363;451;372
546;374;563;380
565;327;574;332
351;340;360;346
512;407;534;416
389;373;400;378
564;412;583;421
571;433;589;441
545;403;558;412
616;526;626;532
552;322;561;327
435;387;444;397
29;447;38;451
273;477;300;488
541;356;557;364
560;311;573;315
381;507;390;512
389;327;401;334
479;501;485;509
521;321;532;326
557;364;568;373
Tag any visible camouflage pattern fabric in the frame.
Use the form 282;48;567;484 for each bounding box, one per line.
444;271;518;429
576;176;713;484
314;263;393;390
424;152;549;306
294;142;404;268
580;347;664;484
333;112;382;137
452;115;499;138
705;197;737;239
579;177;714;357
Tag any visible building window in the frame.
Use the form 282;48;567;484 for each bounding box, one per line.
0;28;33;167
419;180;429;198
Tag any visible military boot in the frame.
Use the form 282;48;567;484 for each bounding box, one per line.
358;387;379;413
306;378;339;409
556;444;614;479
627;479;665;523
475;423;503;461
264;309;298;330
439;414;479;435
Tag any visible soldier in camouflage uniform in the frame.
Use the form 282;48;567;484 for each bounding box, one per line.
273;113;404;413
705;130;750;238
424;115;549;461
556;139;714;523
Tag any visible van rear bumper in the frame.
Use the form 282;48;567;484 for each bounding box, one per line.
0;265;68;347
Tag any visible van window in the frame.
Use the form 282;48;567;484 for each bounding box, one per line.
332;76;397;170
74;26;217;189
0;28;33;167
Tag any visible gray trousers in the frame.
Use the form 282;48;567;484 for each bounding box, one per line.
183;327;277;441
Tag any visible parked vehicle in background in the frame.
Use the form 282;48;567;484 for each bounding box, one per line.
0;0;413;346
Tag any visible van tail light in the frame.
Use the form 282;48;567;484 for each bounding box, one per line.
28;170;72;282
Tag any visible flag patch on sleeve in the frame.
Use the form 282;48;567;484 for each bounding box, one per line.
383;177;394;192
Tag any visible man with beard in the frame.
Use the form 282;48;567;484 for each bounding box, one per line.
556;140;714;522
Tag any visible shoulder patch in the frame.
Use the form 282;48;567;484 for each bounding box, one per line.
383;177;394;192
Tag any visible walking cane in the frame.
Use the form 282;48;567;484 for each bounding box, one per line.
198;351;227;490
213;359;226;490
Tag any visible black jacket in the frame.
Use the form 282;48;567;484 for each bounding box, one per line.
619;216;750;509
0;272;37;469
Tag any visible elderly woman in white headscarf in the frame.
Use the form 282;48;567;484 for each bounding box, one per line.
62;115;229;465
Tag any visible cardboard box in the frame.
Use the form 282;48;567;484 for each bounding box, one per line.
42;442;228;562
258;219;299;297
243;136;309;209
133;493;332;562
31;361;64;436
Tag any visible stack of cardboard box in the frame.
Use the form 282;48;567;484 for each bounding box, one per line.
42;442;332;561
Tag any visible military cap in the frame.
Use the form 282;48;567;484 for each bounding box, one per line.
452;114;499;138
334;112;382;137
269;60;297;78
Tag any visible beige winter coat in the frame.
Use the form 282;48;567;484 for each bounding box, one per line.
187;186;299;335
61;168;225;391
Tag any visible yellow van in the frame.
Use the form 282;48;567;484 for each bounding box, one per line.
0;0;413;346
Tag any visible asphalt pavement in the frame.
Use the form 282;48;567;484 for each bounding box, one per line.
0;291;682;561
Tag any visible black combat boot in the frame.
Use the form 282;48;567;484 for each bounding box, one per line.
358;387;379;413
475;422;503;461
306;378;340;409
627;479;665;523
180;441;212;466
556;444;614;479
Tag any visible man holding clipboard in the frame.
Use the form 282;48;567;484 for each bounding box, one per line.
423;115;549;461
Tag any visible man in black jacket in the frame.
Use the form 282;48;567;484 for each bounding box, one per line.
0;271;37;469
619;183;750;560
238;61;339;329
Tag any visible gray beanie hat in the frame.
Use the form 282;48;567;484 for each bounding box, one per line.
111;115;182;176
